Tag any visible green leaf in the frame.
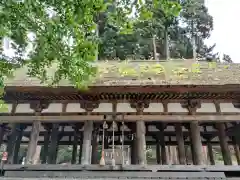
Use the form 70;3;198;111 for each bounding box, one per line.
0;0;182;90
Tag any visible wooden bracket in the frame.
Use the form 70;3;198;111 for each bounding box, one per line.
130;101;149;113
213;100;221;114
162;101;168;114
181;100;201;115
233;101;240;109
155;123;167;131
30;101;49;112
80;101;99;112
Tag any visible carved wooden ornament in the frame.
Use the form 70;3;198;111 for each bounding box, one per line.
181;100;201;114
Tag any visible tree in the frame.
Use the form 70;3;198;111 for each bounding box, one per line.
0;0;181;91
222;54;232;63
98;0;182;60
97;0;215;61
180;0;213;59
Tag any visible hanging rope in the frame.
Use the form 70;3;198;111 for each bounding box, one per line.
111;121;116;166
100;121;108;166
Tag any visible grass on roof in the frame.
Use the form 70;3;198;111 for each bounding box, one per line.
4;59;238;86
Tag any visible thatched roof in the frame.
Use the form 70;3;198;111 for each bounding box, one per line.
4;60;240;86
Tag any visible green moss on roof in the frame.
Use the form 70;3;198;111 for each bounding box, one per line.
4;60;240;86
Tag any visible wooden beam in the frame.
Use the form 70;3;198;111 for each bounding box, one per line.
1;112;240;116
22;130;219;138
1;114;240;122
5;84;240;94
11;140;236;146
3;99;239;104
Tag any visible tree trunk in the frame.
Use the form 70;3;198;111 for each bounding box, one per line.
191;20;197;60
152;35;159;61
164;26;170;60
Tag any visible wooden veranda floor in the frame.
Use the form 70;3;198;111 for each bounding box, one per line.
1;164;240;179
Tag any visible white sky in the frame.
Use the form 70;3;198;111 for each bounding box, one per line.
205;0;240;62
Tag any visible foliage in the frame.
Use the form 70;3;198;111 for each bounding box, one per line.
56;145;74;164
52;145;239;165
0;0;233;93
98;0;218;60
181;0;213;38
222;54;232;63
0;0;181;90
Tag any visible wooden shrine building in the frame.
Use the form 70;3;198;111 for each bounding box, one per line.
1;60;240;179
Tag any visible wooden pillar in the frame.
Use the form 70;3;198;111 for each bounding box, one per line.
25;121;41;164
234;144;240;165
25;102;48;164
131;101;149;165
71;126;79;164
190;122;204;165
234;134;240;153
206;139;215;165
160;135;167;164
156;139;161;164
157;124;167;165
232;101;240;147
185;145;190;164
47;104;66;164
181;100;203;165
33;146;42;164
136;121;146;165
166;146;171;164
170;146;178;164
7;124;18;164
129;123;137;165
160;104;168;165
81;121;93;165
13;125;26;164
80;102;99;165
175;123;186;165
6;104;18;164
216;123;232;165
48;123;60;164
202;145;208;165
131;136;137;164
91;125;99;164
131;140;137;164
189;133;196;164
167;137;172;164
214;101;232;165
0;124;6;146
232;137;240;165
41;125;51;164
78;134;83;164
